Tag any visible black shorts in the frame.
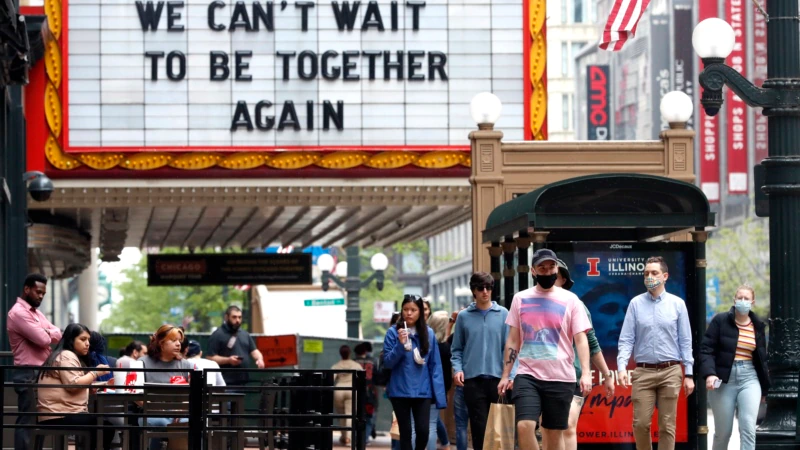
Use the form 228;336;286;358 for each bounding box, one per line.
573;383;582;397
512;374;575;430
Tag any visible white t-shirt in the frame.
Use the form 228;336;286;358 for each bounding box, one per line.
189;357;227;386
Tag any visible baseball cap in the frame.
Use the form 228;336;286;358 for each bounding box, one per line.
186;340;202;358
556;259;574;290
531;248;558;267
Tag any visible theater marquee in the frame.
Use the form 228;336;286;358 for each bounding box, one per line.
60;0;525;151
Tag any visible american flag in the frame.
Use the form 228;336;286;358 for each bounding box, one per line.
599;0;652;51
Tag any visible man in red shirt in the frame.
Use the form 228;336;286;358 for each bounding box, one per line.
7;273;62;450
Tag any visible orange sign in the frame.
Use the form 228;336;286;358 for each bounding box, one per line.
255;335;299;368
576;384;688;443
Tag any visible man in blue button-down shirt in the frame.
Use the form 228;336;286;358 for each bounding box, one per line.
617;256;694;450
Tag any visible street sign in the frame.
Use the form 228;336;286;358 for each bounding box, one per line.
254;335;298;368
303;298;344;307
147;253;312;286
303;340;324;354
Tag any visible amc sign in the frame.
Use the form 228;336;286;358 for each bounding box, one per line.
587;65;610;141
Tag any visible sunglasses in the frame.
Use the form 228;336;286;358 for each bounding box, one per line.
403;294;422;302
472;284;493;292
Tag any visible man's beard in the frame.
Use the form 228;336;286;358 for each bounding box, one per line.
24;294;41;308
227;321;240;332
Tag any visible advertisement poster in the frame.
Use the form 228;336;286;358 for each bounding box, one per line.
726;0;749;194
650;0;672;139
551;243;696;447
698;0;720;202
672;4;694;130
752;0;769;164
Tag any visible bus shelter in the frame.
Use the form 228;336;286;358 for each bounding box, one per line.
483;173;716;450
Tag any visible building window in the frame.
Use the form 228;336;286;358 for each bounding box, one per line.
561;0;568;23
571;42;586;76
561;42;568;76
562;94;569;130
402;252;424;274
573;0;583;23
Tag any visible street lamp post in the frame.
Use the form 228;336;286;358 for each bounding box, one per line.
317;247;388;339
694;7;800;447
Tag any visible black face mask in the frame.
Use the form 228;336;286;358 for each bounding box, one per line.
536;273;559;289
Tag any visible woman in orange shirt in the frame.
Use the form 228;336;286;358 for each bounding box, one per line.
37;323;114;449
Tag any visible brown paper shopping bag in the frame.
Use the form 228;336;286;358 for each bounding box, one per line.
390;412;401;440
482;397;515;450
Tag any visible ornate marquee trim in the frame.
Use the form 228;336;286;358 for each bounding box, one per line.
527;0;547;140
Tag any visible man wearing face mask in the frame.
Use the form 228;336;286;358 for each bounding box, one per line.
498;249;592;450
617;256;694;450
207;305;265;386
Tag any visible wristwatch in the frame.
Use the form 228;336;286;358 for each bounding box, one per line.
603;371;613;379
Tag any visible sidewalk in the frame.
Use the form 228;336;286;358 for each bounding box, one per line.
332;432;393;449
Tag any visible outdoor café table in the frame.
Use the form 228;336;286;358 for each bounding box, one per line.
92;389;246;450
92;391;138;450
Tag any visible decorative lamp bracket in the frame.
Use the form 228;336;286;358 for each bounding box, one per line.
699;59;800;117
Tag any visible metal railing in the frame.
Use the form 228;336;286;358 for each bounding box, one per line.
1;365;366;450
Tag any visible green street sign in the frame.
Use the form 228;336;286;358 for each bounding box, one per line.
303;298;345;307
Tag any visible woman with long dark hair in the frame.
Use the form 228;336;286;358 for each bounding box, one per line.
37;323;115;449
383;295;446;450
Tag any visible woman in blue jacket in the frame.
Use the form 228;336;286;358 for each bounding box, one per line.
384;294;447;450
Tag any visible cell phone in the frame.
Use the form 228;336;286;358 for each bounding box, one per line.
713;379;722;389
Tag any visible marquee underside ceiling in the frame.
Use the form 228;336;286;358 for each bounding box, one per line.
30;179;471;262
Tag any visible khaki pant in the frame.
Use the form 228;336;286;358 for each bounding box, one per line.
631;364;682;450
334;390;353;441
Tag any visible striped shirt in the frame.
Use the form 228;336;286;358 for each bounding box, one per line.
735;321;756;360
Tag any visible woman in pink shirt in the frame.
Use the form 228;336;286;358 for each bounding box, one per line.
36;323;114;449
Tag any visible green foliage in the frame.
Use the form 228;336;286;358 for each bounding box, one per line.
707;216;770;318
100;251;247;333
358;240;428;339
432;252;462;266
392;240;429;256
359;266;405;340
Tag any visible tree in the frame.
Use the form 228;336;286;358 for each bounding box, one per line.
358;241;428;340
359;265;405;340
707;215;770;318
101;253;246;333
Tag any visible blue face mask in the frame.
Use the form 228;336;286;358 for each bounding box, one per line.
734;299;752;314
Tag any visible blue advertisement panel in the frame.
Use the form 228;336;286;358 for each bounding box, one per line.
550;242;696;448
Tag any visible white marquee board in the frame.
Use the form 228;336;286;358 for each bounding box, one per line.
64;0;524;150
